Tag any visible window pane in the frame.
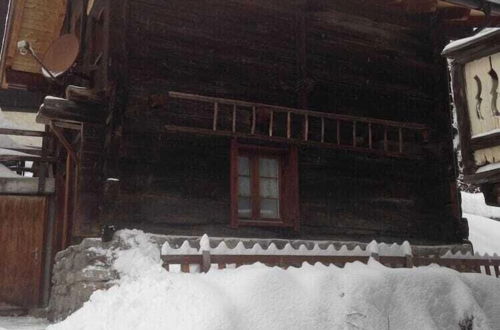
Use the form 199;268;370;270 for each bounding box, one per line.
259;178;278;198
260;198;279;219
259;158;278;178
238;156;250;176
238;176;251;197
238;197;252;218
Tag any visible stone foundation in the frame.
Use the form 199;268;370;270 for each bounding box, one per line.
47;238;117;321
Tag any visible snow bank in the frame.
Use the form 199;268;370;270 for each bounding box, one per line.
0;316;48;330
443;28;500;54
0;164;21;178
48;230;500;330
461;192;500;255
462;192;500;220
466;213;500;256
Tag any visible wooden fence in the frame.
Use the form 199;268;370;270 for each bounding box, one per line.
162;252;500;277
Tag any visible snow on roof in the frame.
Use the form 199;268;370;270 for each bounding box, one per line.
0;163;21;178
443;28;500;55
0;107;28;150
0;148;38;157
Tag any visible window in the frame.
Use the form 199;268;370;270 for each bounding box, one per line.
230;140;299;230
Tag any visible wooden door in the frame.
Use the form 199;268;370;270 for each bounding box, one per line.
0;195;47;307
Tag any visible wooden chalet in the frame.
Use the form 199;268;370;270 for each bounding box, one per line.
1;0;500;310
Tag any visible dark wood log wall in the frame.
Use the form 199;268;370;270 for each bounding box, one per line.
100;0;462;243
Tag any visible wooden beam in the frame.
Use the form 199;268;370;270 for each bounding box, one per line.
0;128;47;137
37;97;106;125
49;122;78;162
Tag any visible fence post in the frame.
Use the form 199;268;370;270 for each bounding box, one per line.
402;241;413;268
367;241;379;262
202;250;211;273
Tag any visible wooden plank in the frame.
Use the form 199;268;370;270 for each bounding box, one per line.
37;97;106;125
0;195;47;307
0;128;46;137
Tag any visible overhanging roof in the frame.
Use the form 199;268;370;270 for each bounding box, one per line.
0;0;66;89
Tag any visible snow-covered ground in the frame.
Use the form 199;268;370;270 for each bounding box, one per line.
0;317;48;330
1;192;500;330
462;192;500;255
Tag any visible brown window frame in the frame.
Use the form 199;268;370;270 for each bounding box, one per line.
230;140;300;230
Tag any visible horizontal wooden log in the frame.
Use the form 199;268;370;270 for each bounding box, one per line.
0;128;46;137
37;97;106;124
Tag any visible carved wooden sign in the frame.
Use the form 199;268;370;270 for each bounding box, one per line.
465;53;500;167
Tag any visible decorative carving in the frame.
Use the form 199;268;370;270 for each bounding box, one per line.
473;75;484;120
489;57;500;116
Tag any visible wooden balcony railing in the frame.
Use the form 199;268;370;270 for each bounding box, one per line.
164;91;429;159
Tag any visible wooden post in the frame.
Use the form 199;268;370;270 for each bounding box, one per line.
232;105;237;133
202;250;211;273
269;110;274;137
61;154;74;249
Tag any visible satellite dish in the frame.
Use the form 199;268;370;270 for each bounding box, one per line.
41;34;80;78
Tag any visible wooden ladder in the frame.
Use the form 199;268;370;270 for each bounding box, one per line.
165;91;429;159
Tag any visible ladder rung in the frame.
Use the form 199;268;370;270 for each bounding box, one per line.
269;110;274;137
213;102;218;131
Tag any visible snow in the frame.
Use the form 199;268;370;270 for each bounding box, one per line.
462;192;500;220
461;191;500;255
5;193;500;330
162;237;412;257
476;162;500;174
0;163;21;178
443;28;500;54
44;229;500;330
0;317;48;330
466;213;500;256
